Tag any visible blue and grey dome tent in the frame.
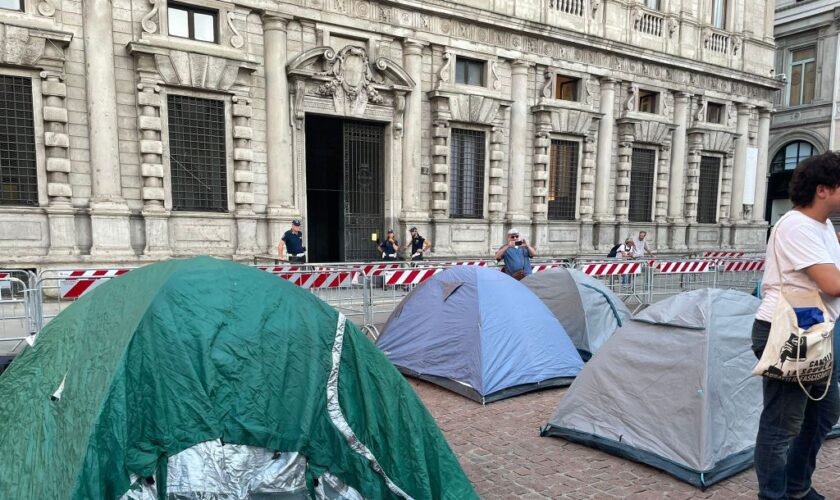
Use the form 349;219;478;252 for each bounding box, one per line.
376;266;583;403
541;288;762;489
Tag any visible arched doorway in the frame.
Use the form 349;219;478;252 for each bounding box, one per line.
765;141;817;224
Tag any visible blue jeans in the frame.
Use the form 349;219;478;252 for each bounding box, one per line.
751;320;840;499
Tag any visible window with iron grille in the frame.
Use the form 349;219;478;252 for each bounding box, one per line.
450;128;485;218
548;139;579;220
455;57;485;87
629;147;655;222
697;156;721;223
167;94;227;212
0;75;38;207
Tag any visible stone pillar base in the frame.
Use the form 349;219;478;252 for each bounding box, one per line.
90;200;133;257
579;221;595;254
668;222;688;251
142;210;170;258
732;223;769;250
235;213;260;258
430;218;453;257
47;206;79;256
593;221;617;252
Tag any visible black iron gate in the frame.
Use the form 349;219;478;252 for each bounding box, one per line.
343;121;384;261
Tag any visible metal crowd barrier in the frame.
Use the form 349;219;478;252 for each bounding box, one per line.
0;269;39;354
36;268;135;326
574;259;649;309
647;259;718;304
714;258;765;295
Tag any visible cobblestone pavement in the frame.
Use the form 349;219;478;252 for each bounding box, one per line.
410;380;840;499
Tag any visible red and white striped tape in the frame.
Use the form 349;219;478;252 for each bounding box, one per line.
290;271;357;289
721;260;765;273
579;262;642;276
532;264;565;273
58;269;131;299
703;251;745;258
384;268;442;286
652;261;714;274
257;265;303;274
358;263;405;277
439;261;489;267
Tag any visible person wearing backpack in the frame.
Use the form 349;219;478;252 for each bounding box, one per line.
752;152;840;500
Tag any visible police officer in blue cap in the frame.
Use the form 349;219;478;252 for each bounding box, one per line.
278;219;306;263
405;227;431;261
378;229;400;261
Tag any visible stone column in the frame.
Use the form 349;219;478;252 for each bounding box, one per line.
232;96;259;256
506;61;530;223
401;39;425;222
753;108;772;223
263;13;296;254
41;71;78;255
729;104;753;223
137;82;170;257
667;92;690;249
84;0;132;255
593;78;616;249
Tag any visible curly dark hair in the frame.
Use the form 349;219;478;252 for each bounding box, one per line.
789;152;840;207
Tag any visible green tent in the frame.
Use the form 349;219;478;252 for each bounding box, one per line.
0;257;476;499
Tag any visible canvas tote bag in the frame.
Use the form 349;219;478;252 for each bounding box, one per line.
752;213;835;400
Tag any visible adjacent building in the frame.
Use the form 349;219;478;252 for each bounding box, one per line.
769;0;840;225
0;0;778;267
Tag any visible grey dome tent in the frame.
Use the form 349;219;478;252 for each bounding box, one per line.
522;268;631;361
541;288;761;489
376;266;583;403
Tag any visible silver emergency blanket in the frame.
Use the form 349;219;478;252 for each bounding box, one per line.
119;440;364;499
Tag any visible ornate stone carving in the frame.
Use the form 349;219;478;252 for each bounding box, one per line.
732;37;742;56
695;97;707;123
541;71;553;99
437;50;452;87
663;91;673;117
727;102;736;128
631;7;643;31
490;59;501;91
584;77;597;106
227;12;245;49
141;0;160;34
37;0;55;17
393;92;406;139
668;17;678;38
625;84;638;112
316;45;383;115
591;0;601;14
293;79;306;129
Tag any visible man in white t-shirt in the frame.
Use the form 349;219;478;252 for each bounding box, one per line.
631;231;653;258
752;152;840;500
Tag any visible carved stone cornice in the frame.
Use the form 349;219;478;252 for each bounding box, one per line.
427;90;511;125
0;23;72;72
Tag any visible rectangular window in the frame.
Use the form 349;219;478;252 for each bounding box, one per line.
711;0;727;29
0;0;23;11
697;156;721;223
0;75;38;207
638;89;659;113
789;47;816;107
168;3;218;43
167;95;227;212
555;76;579;102
455;57;485;87
645;0;660;9
449;128;485;218
547;140;579;221
706;102;725;124
629;148;655;222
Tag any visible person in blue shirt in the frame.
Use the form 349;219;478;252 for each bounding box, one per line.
494;228;536;280
378;229;399;261
278;219;306;263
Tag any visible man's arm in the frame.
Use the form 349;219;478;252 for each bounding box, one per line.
525;239;536;258
277;240;285;259
495;245;508;261
422;239;432;253
803;264;840;297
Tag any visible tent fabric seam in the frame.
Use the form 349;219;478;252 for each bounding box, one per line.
326;313;413;500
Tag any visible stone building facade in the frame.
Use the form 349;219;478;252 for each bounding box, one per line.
0;0;778;266
768;0;840;226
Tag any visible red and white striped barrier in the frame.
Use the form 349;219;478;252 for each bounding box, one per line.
58;269;131;299
358;263;405;277
384;268;442;286
438;261;489;267
288;271;357;289
532;264;565;273
257;265;303;274
703;251;744;258
579;262;643;276
652;261;714;274
720;260;765;273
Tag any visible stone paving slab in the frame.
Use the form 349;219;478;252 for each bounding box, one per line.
410;379;840;499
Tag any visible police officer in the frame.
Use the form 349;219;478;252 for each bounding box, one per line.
278;219;306;263
405;227;431;261
378;229;399;261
